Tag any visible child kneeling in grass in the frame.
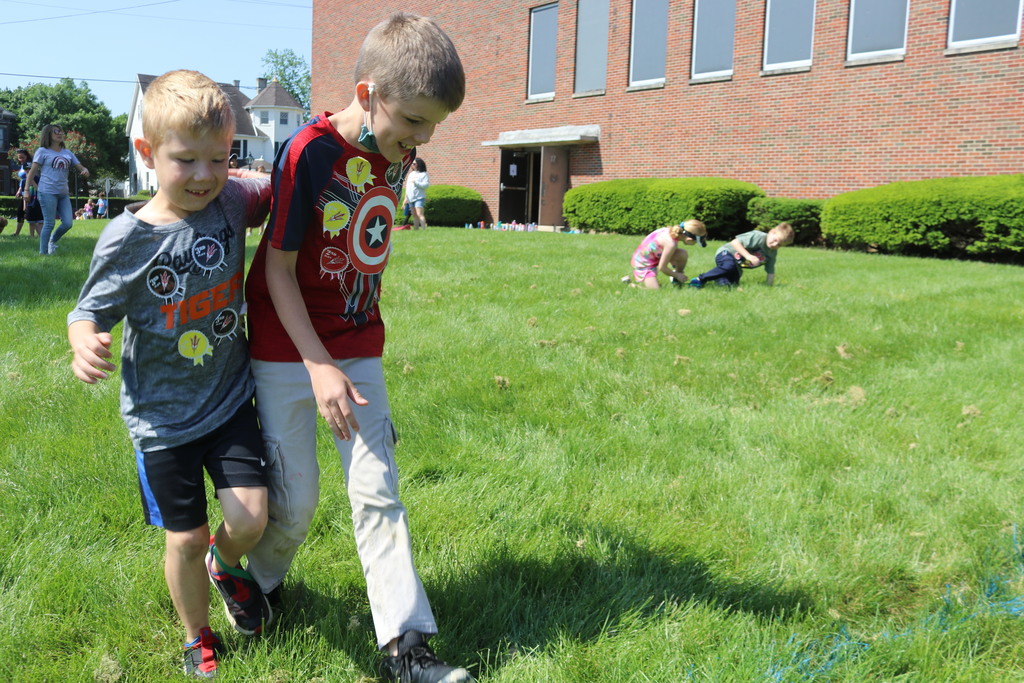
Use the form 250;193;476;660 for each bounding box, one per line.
67;69;272;679
690;222;795;288
628;219;707;289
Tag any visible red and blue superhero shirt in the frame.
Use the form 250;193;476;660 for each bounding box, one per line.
246;113;413;362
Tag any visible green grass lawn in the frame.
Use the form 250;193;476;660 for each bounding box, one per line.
1;222;1023;681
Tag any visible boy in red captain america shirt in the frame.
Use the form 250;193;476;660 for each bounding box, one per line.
244;12;474;683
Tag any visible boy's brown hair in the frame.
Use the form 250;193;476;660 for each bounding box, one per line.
354;12;466;113
142;70;235;148
771;222;795;244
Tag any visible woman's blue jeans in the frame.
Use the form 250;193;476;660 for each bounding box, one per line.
38;193;73;254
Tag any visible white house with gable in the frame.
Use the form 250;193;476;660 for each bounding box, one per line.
126;75;304;196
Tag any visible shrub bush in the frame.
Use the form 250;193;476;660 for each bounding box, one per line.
104;197;136;218
821;175;1024;260
0;195;21;217
562;177;764;239
424;185;482;226
747;196;825;246
0;195;131;219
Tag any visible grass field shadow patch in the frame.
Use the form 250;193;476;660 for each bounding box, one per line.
261;578;383;678
0;236;93;307
430;528;813;678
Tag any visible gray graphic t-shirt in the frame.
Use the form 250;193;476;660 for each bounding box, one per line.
68;178;270;451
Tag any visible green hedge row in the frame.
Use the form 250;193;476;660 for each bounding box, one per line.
821;175;1024;260
2;186;483;227
563;177;764;239
747;196;824;246
424;184;482;226
0;195;133;219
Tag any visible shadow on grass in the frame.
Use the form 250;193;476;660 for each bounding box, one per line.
255;528;812;680
0;234;93;307
244;579;383;678
431;528;814;679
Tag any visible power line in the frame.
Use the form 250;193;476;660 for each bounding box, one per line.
0;0;180;26
0;72;260;91
225;0;311;7
0;0;310;29
1;72;137;86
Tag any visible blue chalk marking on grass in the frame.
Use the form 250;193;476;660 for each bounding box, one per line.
766;526;1024;681
766;626;869;681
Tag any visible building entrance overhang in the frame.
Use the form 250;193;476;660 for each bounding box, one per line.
482;124;600;147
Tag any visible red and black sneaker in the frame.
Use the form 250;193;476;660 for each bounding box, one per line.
205;538;272;636
183;627;223;679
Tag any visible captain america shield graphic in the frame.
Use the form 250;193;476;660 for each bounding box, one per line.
347;186;395;274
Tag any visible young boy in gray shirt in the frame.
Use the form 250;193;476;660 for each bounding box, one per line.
68;70;272;678
689;222;795;287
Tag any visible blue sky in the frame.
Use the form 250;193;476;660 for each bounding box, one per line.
0;0;312;117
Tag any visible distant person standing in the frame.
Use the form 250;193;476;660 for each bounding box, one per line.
96;192;108;219
7;148;41;236
28;124;90;254
9;148;29;235
404;157;429;229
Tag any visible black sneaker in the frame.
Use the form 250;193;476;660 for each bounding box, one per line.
264;584;283;622
379;630;475;683
206;539;272;636
183;627;223;678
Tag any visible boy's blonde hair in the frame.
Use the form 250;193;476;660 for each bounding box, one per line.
355;13;466;113
142;70;235;148
669;219;706;240
770;222;795;244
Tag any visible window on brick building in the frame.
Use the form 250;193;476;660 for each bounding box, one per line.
630;0;668;86
574;0;609;93
260;110;269;124
848;0;908;60
528;3;559;99
763;0;816;71
692;0;736;79
948;0;1023;49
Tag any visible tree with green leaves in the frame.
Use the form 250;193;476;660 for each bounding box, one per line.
261;48;311;117
0;78;127;183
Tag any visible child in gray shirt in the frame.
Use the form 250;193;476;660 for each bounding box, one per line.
67;70;272;678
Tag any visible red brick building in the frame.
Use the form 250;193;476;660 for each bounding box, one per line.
313;0;1024;226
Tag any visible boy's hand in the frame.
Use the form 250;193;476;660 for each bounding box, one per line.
308;363;370;440
228;168;270;179
69;325;116;383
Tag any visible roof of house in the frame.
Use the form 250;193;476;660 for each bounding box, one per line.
246;79;303;110
136;73;257;137
221;84;257;137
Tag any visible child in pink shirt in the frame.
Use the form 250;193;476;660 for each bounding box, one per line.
629;219;707;289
